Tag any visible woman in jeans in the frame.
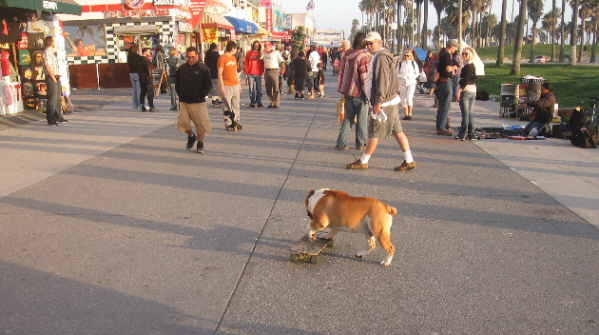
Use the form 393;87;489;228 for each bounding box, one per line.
127;44;143;110
455;47;478;141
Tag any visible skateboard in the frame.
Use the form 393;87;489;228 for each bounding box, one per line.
223;110;242;131
289;232;335;264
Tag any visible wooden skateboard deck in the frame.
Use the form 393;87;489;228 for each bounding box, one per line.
289;232;335;264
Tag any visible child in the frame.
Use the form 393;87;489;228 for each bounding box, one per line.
317;62;325;98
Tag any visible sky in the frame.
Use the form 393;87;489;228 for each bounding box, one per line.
278;0;573;40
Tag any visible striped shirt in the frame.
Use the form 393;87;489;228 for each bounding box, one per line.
43;47;59;76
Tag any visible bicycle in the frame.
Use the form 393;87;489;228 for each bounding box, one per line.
584;96;599;131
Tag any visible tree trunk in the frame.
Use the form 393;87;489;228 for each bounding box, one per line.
529;23;536;63
570;0;579;66
551;0;556;61
578;15;585;63
496;0;508;67
559;0;566;62
510;0;528;76
421;0;428;48
591;22;597;63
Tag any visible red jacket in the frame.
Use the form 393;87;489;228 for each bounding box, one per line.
244;50;264;75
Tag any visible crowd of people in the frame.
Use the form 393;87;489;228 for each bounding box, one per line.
122;34;523;171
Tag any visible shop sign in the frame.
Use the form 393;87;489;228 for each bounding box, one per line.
125;0;145;10
106;9;170;18
42;1;58;11
203;1;229;15
203;28;217;44
153;0;175;5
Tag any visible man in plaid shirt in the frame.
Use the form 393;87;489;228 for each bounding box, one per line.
335;32;371;151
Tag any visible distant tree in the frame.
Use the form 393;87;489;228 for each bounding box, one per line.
349;19;361;42
510;0;527;76
291;26;306;52
559;0;566;62
527;0;544;63
570;0;579;66
496;0;508;67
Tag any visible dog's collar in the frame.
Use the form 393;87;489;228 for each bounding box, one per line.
306;210;314;220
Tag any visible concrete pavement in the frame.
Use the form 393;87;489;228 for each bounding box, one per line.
1;77;598;334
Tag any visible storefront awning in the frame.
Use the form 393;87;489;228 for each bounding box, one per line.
0;0;82;15
224;16;258;35
113;26;160;35
200;13;234;31
257;27;270;36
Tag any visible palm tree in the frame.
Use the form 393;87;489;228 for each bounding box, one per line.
414;0;423;48
578;1;593;63
589;0;599;63
421;0;429;48
510;0;528;76
496;0;508;67
570;0;579;65
551;0;557;61
431;0;445;49
559;0;566;62
528;0;544;63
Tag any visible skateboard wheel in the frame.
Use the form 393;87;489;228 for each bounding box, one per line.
326;240;336;248
290;254;299;263
310;255;320;264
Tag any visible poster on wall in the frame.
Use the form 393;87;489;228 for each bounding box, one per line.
19;50;30;65
62;25;107;57
27;33;45;50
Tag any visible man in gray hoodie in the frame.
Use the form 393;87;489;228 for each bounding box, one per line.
346;32;416;172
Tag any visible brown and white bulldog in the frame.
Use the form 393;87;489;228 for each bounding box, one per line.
304;188;397;266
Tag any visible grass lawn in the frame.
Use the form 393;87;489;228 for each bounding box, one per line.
475;59;599;108
473;44;599;107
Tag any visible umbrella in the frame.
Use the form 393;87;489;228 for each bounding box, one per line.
409;46;427;62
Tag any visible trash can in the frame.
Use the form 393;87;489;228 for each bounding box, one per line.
500;83;519;118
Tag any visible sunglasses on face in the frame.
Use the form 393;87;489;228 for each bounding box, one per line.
365;42;374;46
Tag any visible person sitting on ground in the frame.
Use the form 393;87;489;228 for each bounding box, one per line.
518;83;556;136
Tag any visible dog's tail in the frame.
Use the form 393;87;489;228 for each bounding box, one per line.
385;204;397;215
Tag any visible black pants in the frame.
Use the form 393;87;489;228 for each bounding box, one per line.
45;77;62;123
139;82;154;108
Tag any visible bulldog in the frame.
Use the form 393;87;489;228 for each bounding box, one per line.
305;188;397;266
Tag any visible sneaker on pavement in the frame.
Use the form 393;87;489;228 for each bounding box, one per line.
346;159;368;170
335;145;349;151
196;141;205;153
149;107;157;112
186;134;197;150
394;160;416;171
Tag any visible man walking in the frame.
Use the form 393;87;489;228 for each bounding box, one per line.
436;39;459;135
204;43;221;107
244;40;264;108
42;36;66;125
139;48;157;112
308;45;321;97
218;41;242;131
346;32;416;172
335;32;371;151
263;41;286;109
175;47;213;153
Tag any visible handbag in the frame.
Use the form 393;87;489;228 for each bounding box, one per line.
336;98;345;124
418;70;427;83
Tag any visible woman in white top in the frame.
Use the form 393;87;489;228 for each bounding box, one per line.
397;51;420;120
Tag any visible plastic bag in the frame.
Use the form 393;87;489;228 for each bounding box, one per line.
336;98;345;124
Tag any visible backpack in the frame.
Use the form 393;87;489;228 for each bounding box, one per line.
570;122;598;148
167;57;184;77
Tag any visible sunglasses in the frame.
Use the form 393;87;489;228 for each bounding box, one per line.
403;55;411;57
365;41;375;46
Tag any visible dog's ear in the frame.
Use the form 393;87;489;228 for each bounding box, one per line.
307;189;315;198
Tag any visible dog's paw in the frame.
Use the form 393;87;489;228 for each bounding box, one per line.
355;252;366;258
308;231;316;241
380;260;392;266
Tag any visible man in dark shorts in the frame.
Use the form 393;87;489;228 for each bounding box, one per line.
346;32;416;172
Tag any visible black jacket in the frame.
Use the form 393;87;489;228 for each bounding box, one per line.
204;50;220;80
127;52;144;74
138;57;152;84
175;61;212;104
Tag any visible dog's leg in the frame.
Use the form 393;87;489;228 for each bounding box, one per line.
307;222;317;241
355;235;376;259
318;228;339;240
376;221;395;266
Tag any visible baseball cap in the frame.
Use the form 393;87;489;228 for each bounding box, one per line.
364;31;382;42
447;39;459;48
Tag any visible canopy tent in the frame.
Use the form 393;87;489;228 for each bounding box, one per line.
224;16;258;35
0;0;82;15
410;46;427;62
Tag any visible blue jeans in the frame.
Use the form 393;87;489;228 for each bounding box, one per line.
336;94;368;149
170;83;177;108
45;77;61;123
452;76;460;101
458;90;476;136
247;74;262;105
436;81;453;131
129;73;141;109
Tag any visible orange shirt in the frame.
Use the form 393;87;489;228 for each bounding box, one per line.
217;53;239;86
